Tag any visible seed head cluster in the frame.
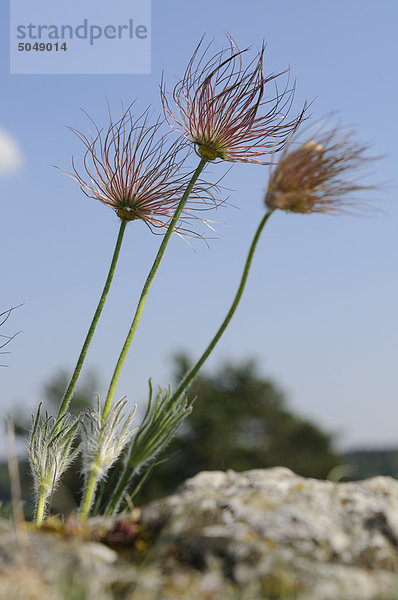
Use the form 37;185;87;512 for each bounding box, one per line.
66;108;218;235
265;127;378;214
161;35;305;164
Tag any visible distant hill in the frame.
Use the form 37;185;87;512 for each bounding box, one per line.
342;448;398;480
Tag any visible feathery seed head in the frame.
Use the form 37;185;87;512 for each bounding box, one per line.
161;35;306;164
63;107;220;235
265;125;379;214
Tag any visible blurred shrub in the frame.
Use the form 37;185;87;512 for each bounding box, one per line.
136;354;340;503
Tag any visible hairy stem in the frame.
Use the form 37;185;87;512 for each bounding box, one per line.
80;471;98;520
57;219;127;421
106;466;138;516
171;210;273;398
102;159;207;424
107;210;273;514
35;488;47;527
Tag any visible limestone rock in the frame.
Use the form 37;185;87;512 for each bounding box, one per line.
139;467;398;599
1;468;398;599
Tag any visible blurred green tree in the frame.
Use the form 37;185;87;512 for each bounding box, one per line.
136;354;340;502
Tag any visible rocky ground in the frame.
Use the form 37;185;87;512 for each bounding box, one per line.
1;467;398;599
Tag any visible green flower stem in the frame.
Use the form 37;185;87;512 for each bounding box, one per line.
101;158;207;425
56;219;127;422
170;209;273;399
35;487;47;527
80;470;98;520
106;209;273;515
106;466;138;516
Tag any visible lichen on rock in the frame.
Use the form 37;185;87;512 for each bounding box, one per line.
1;468;398;599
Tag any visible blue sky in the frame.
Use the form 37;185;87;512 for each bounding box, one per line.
1;0;397;452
